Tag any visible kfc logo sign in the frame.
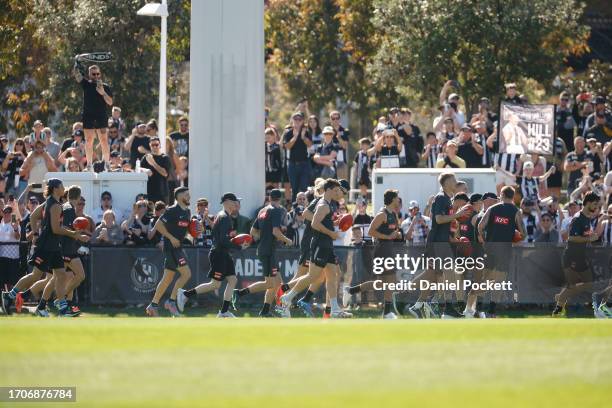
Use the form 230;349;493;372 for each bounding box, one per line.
494;216;509;225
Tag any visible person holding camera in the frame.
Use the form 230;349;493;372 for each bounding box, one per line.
439;80;466;126
370;128;403;169
73;64;113;171
2;139;28;197
435;140;466;168
564;136;595;192
20;140;57;202
121;200;152;246
92;210;125;245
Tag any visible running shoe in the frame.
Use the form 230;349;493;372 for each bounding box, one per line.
342;286;352;309
145;304;160;317
423;303;438;318
599;303;612;318
383;312;398;319
331;310;353;318
322;311;331;319
297;300;314;317
35;308;50;317
176;288;187;313
164;300;181;317
15;292;24;313
276;305;291;318
217;311;236;318
406;304;423;319
463;308;475;319
280;293;292;308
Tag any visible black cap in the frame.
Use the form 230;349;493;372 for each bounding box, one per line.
47;178;62;189
110;150;120;158
338;179;350;193
461;123;473;131
101;191;112;199
469;193;483;204
2;206;12;213
269;189;282;200
594;96;606;105
220;192;242;204
174;186;189;198
482;192;498;200
28;196;39;203
389;107;400;114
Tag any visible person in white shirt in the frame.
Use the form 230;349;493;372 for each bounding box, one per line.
0;206;21;287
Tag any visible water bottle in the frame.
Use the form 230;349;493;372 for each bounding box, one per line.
135;158;141;173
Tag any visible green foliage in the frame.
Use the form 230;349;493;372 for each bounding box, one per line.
557;60;611;100
368;0;590;111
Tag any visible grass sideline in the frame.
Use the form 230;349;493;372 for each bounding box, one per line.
0;318;611;408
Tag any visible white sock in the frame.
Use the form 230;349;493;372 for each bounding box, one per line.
284;290;297;302
330;298;341;312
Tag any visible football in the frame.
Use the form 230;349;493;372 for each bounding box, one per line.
338;213;354;232
72;217;90;231
512;229;523;243
188;219;201;238
231;233;253;246
456;204;474;223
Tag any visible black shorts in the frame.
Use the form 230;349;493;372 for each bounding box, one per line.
28;249;64;273
63;254;79;263
164;247;188;271
373;242;397;275
298;246;311;267
425;242;454;262
258;253;279;277
310;245;338;268
82;115;108;130
484;244;511;273
208;249;235;281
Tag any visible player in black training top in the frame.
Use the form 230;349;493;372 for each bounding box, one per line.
409;172;469;319
470;186;526;318
232;189;292;317
59;185;87;315
73;64;113;171
343;189;403;319
146;187;193;317
2;179;89;316
552;191;603;317
280;179;352;318
177;192;250;318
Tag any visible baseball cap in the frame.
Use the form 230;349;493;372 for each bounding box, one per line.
480;97;490;103
47;178;62;189
586;137;597;143
110;151;120;158
292;111;304;119
469;193;483;204
594;96;606;105
74;129;84;137
375;123;386;132
482;192;498;201
28;196;39;204
338;179;350;193
389;107;400;114
220;192;242;203
505;83;517;89
33;120;43;127
2;206;12;214
460;123;473;131
322;126;334;134
408;200;419;209
523;161;534;170
101;191;112;199
448;93;459;101
269;189;282;200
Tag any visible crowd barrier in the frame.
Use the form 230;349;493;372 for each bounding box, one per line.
79;243;612;305
2;242;610;305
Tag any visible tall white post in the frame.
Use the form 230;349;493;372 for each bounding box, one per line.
189;0;265;216
159;0;167;153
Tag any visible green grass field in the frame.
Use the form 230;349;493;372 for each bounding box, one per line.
1;317;611;408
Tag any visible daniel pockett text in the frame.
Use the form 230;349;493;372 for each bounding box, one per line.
371;254;513;292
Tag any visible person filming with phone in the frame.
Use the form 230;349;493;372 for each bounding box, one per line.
73;64;113;171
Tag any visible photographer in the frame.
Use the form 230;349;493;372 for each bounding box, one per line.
369;128;403;169
121;200;152;246
20;140;57;202
439;80;465;126
2;139;28;197
73;64;113;171
285;192;308;247
92;210;124;245
435;141;466;168
313;126;340;178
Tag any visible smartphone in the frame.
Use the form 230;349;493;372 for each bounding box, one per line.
11;214;17;223
31;183;42;189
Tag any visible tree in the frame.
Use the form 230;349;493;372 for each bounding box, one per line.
368;0;590;113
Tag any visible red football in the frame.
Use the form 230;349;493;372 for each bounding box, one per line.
456;204;474;223
338;213;354;232
512;230;523;243
188;219;201;238
457;236;473;257
72;217;90;231
231;233;253;246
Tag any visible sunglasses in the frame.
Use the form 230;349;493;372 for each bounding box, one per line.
331;117;340;120
151;143;160;148
561;98;569;102
91;72;101;77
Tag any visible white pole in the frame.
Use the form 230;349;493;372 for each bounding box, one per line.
159;0;167;153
